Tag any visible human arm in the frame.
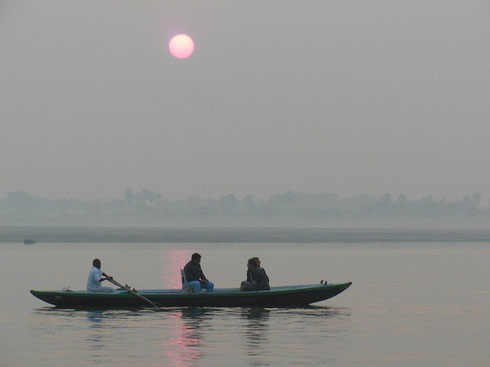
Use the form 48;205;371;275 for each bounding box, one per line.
199;265;208;282
251;267;267;286
246;269;252;282
101;272;113;282
262;268;269;282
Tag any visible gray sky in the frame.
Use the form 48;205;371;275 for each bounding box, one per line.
1;1;489;200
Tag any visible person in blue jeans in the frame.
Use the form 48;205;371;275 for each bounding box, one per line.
183;253;214;293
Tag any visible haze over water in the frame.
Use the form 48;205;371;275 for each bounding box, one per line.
2;1;490;201
1;233;489;366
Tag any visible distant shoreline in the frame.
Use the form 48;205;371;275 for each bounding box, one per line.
2;226;490;243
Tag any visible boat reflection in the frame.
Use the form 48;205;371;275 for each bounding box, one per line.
85;310;105;353
86;310;104;324
31;304;351;367
241;308;271;363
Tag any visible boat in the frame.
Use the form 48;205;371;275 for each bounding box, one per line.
23;238;36;244
30;282;352;308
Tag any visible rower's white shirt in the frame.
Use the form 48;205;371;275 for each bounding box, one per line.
87;266;103;291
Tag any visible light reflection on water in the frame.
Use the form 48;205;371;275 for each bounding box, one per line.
161;308;206;366
30;306;351;367
3;242;490;366
162;250;194;289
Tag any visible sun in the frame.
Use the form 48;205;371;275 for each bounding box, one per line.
169;34;195;59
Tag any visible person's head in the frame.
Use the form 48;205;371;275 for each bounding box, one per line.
247;258;255;269
191;253;201;264
252;257;261;267
93;258;101;269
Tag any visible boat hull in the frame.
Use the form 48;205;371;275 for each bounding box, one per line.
30;283;352;308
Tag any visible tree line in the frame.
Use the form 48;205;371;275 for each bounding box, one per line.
0;189;488;226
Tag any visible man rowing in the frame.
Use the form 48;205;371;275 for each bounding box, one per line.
87;258;115;293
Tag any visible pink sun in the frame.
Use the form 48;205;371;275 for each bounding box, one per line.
169;34;195;59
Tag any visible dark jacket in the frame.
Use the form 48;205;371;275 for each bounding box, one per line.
247;266;270;290
184;261;207;282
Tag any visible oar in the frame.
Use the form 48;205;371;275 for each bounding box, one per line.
104;274;158;308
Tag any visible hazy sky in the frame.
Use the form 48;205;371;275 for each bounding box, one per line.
1;1;489;200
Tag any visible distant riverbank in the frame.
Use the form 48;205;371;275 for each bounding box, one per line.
2;226;490;243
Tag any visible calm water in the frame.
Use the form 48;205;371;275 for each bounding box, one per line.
1;241;489;366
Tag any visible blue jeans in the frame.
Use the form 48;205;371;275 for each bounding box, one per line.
187;280;214;293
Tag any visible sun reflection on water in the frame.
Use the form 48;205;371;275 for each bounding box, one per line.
162;250;193;289
160;309;208;366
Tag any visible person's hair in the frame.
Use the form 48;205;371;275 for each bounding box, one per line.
247;258;255;267
191;253;201;261
93;258;101;267
251;257;260;267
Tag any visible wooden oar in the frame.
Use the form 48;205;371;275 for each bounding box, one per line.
104;275;158;308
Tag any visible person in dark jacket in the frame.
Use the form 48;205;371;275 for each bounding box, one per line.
240;258;256;291
183;253;214;293
240;257;270;291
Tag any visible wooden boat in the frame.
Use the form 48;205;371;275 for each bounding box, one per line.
30;282;352;308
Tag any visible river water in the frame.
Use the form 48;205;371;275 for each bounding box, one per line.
1;240;489;366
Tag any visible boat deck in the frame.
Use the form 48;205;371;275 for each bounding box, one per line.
55;284;321;295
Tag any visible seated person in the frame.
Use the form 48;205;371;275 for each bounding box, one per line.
87;258;114;293
183;253;214;293
240;257;270;291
